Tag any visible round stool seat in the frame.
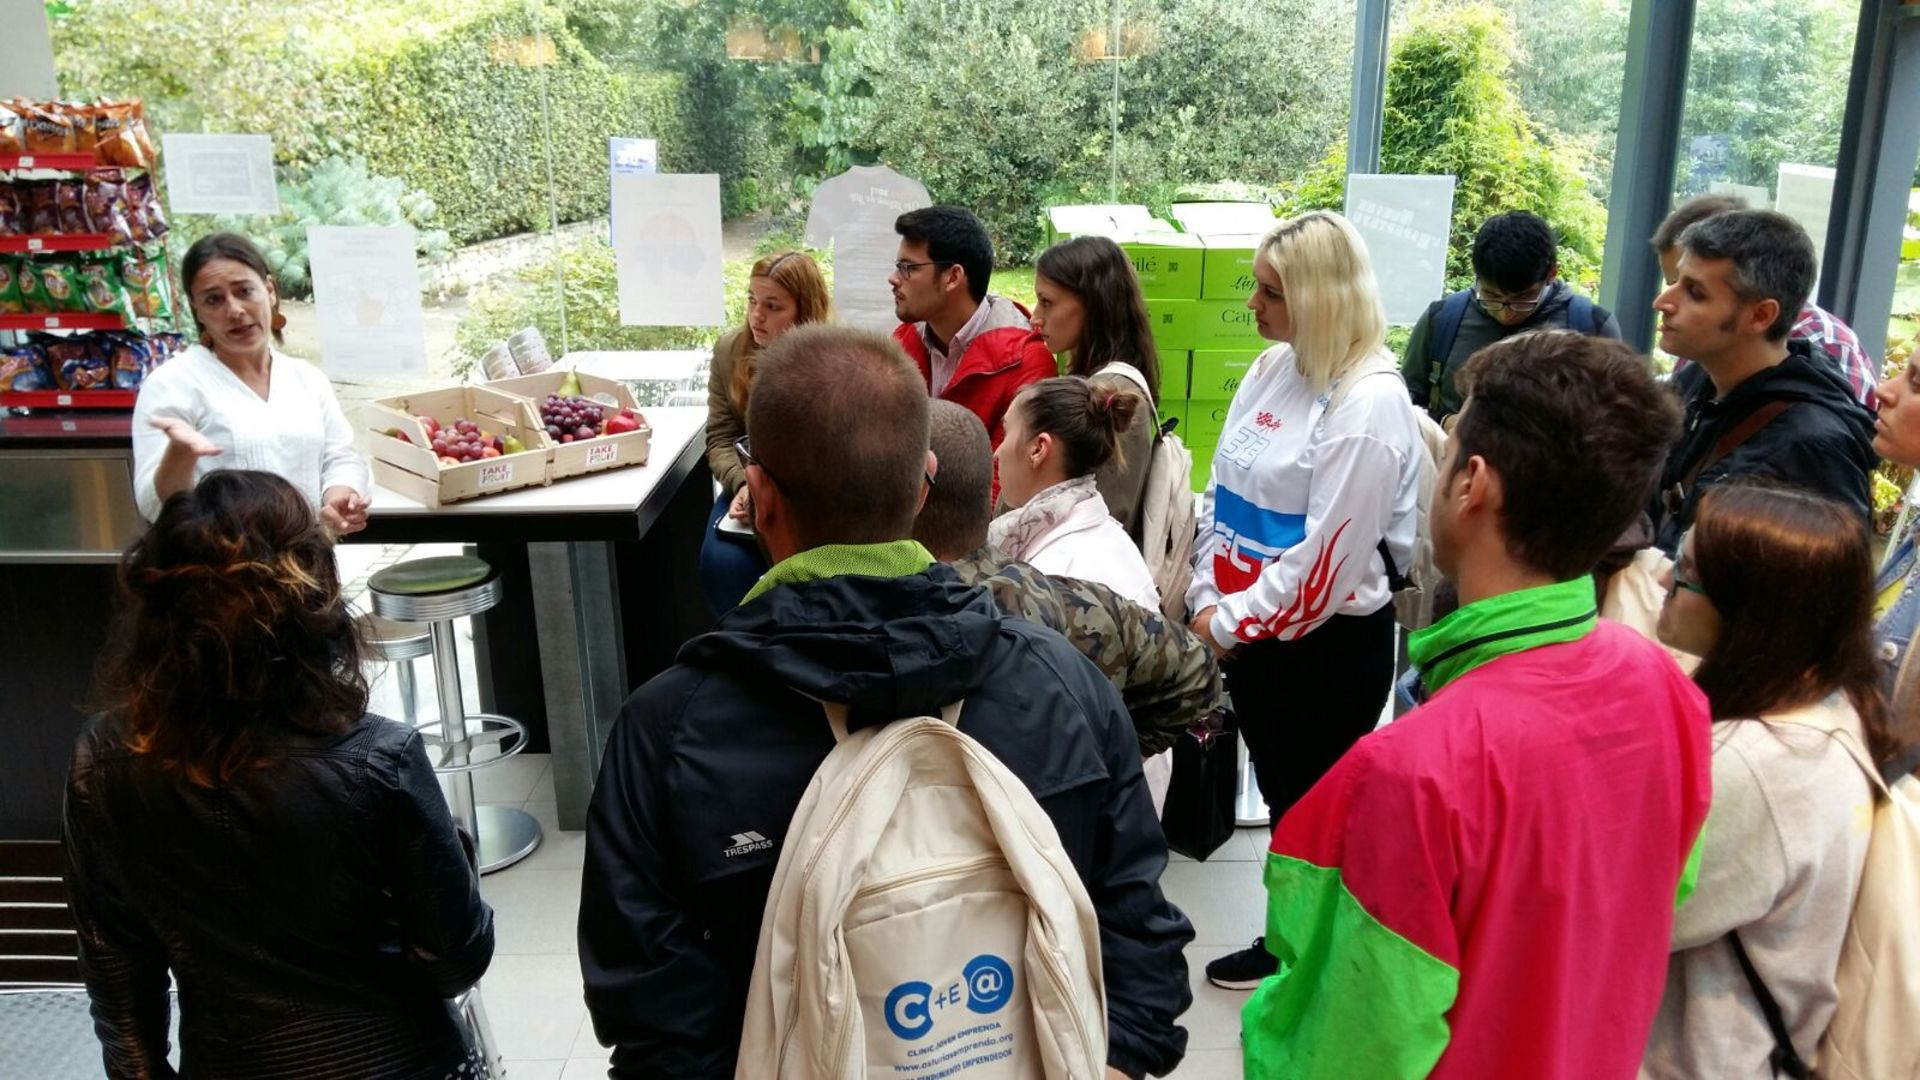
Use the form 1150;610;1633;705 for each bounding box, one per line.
355;612;433;662
370;556;503;622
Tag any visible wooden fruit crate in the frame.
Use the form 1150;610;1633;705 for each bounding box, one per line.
483;370;652;480
364;385;551;506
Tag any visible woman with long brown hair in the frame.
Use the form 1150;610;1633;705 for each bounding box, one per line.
1030;235;1161;534
1642;483;1888;1078
700;250;832;614
65;470;494;1079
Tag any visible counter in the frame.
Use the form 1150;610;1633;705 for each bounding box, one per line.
0;402;712;837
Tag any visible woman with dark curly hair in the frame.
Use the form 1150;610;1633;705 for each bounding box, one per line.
64;470;494;1080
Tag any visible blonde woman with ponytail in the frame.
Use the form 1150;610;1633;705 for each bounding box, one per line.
1186;211;1426;991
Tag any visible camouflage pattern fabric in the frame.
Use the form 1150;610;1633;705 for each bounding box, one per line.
948;546;1222;756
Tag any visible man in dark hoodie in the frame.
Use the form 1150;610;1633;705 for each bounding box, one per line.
1403;210;1622;423
578;324;1194;1079
1648;208;1877;555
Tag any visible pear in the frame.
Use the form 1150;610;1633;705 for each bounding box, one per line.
557;369;582;398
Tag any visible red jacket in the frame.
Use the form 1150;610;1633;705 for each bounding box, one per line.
893;303;1059;451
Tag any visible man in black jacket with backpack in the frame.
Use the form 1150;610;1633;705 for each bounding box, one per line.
1648;209;1876;556
1402;210;1623;424
577;324;1193;1079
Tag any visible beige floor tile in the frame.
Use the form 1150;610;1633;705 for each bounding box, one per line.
498;1061;564;1080
513;801;586;872
480;954;588;1061
1169;1047;1244;1077
480;868;582;955
1161;860;1267;948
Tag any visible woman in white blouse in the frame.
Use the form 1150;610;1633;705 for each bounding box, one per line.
132;233;369;533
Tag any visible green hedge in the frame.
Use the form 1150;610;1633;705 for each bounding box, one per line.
327;8;688;245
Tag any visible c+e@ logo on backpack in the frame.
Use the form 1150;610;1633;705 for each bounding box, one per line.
882;954;1015;1040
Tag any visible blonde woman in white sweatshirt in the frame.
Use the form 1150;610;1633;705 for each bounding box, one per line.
1186;210;1424;991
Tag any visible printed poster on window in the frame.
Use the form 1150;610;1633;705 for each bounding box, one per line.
161;134;281;216
612;172;725;326
306;226;428;376
1344;174;1457;326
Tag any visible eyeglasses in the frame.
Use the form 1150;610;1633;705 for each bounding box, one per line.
1473;287;1544;315
737;435;935;490
893;259;955;276
1668;564;1707;599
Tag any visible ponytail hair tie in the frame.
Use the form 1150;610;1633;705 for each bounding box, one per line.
1103;392;1117;411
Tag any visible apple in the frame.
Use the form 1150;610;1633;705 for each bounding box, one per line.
438;455;460;467
604;410;641;436
481;446;502;459
416;415;441;439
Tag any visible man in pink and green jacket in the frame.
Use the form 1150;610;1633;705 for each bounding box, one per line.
1244;332;1713;1079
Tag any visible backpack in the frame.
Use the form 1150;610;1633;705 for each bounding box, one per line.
1731;721;1920;1080
1098;361;1196;623
1425;289;1603;419
736;698;1107;1080
1327;354;1445;630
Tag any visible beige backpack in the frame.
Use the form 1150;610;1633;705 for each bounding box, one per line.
1099;361;1196;622
1326;354;1443;630
1814;729;1920;1080
735;699;1107;1079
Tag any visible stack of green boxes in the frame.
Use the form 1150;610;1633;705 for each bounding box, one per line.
1130;230;1268;492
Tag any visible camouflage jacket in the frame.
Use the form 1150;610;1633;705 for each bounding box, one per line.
948;546;1222;756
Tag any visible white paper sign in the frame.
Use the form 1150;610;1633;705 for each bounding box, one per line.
306;226;428;376
1344;174;1458;325
607;138;658;244
613;173;725;326
1707;181;1770;210
162;134;281;215
1775;163;1837;275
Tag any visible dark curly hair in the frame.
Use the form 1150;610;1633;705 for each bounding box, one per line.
95;470;367;786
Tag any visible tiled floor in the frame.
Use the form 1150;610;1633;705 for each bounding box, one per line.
470;753;1263;1079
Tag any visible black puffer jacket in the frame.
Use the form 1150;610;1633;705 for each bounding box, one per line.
579;565;1195;1079
1652;340;1877;554
63;714;495;1080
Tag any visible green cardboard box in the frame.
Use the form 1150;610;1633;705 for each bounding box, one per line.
1120;230;1206;300
1191;455;1215;494
1193;299;1266;349
1189;349;1262;400
1158;397;1189;443
1200;234;1263;301
1146;300;1196;356
1185;398;1232;492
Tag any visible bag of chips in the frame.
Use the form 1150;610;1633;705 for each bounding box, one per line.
82;171;132;245
121;246;172;321
147;331;187;367
93;101;154;169
34;259;85;313
106;333;151;390
77;255;133;320
54;180;87;234
15;259;49;313
18;101;77;153
0;183;21;236
125;175;167;242
0;344;52;392
0;258;23;314
0;101;23;155
46;335;111;391
25;182;57;234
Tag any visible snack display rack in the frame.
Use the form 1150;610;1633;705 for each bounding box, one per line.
1;109;176;412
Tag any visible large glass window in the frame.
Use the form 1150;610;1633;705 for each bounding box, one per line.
1673;0;1859;263
44;0;1361;390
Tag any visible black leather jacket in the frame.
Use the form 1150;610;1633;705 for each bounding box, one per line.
63;714;495;1079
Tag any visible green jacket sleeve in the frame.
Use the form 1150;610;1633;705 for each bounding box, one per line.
705;331;748;495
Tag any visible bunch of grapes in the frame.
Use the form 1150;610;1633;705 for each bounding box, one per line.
542;395;605;444
431;418;502;463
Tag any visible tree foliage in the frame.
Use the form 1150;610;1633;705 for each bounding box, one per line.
1293;2;1608;291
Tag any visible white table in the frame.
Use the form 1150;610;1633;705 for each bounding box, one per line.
357;406;711;827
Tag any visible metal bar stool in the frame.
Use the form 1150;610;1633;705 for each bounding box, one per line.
369;556;541;874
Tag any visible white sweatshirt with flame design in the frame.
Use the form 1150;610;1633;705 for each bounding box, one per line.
1186;344;1423;647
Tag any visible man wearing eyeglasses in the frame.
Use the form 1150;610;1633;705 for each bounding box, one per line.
1401;210;1622;425
889;206;1058;459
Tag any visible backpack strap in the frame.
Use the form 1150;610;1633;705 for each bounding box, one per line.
1426;291;1474;417
1675;400;1796;504
1728;931;1814;1080
818;699;965;743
